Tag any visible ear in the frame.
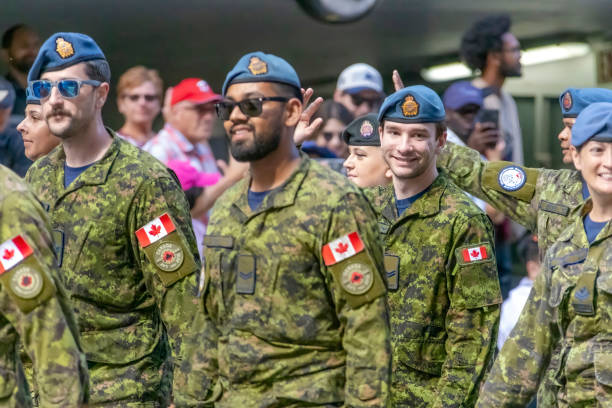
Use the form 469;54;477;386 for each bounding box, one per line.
117;95;126;115
486;51;501;68
378;125;384;140
436;130;447;152
570;145;582;171
95;82;110;110
283;98;302;127
0;49;8;64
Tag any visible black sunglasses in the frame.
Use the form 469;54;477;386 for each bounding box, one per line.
215;96;289;120
349;94;383;109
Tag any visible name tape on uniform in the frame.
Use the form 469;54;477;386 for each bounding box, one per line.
461;245;489;263
322;231;364;266
135;213;176;248
0;235;33;273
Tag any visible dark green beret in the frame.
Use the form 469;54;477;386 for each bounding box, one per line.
342;113;380;146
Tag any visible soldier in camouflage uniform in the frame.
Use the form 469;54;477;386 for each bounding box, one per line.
0;164;88;406
25;33;203;406
367;85;501;407
436;87;612;259
197;51;391;407
476;102;612;407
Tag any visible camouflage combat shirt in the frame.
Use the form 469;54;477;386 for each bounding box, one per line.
476;200;612;407
199;156;391;407
25;131;202;406
0;164;88;407
438;142;583;258
366;174;502;408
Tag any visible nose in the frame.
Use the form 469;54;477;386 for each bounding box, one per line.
343;155;355;170
396;135;413;154
16;118;26;134
603;146;612;167
228;103;247;122
47;85;64;105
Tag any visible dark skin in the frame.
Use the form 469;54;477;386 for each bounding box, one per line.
223;81;303;192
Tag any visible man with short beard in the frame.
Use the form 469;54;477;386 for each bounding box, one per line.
1;24;40;116
196;51;391;407
366;85;501;407
24;32;204;406
461;14;523;164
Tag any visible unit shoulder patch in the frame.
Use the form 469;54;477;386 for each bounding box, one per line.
340;262;374;295
498;165;526;191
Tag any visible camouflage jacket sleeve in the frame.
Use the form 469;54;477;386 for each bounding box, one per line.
438;142;540;231
322;191;391;407
433;213;502;408
0;191;88;407
126;175;204;404
476;259;557;407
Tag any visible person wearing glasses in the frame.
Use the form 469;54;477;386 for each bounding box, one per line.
24;32;205;406
476;102;612;408
196;51;391;406
309;100;353;158
461;14;523;165
334;63;385;118
115;65;163;148
144;78;247;241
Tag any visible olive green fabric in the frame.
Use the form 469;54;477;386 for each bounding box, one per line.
476;200;612;407
438;141;584;258
366;174;501;407
25;131;203;406
199;156;391;407
0;164;88;407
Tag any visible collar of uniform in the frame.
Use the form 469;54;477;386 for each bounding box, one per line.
47;127;120;191
382;174;446;223
230;152;311;222
576;197;612;244
565;170;585;204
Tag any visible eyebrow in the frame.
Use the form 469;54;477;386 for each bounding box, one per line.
226;91;265;101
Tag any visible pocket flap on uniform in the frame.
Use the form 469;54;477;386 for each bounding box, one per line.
595;350;612;387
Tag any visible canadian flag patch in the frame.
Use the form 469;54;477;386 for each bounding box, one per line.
322;231;364;266
0;235;33;274
135;213;176;248
461;245;488;263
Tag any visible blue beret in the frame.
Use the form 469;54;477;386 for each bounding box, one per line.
571;102;612;147
222;51;301;96
25;87;40;106
559;87;612;118
28;32;106;82
377;85;445;124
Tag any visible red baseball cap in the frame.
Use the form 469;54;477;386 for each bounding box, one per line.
170;78;222;106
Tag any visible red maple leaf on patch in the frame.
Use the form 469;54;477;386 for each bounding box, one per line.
149;224;162;236
3;249;14;260
351;272;363;283
470;250;480;258
335;242;349;254
163;251;174;262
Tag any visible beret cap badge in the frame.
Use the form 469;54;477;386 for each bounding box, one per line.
562;91;572;111
55;37;74;59
248;56;268;75
360;120;374;138
401;95;419;117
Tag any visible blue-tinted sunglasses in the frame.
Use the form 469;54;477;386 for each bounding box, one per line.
30;79;102;99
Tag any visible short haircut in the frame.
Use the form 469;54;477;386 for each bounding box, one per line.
270;82;303;102
380;120;446;139
313;100;354;126
117;65;163;98
84;59;111;84
460;14;512;72
519;234;540;264
1;24;30;49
